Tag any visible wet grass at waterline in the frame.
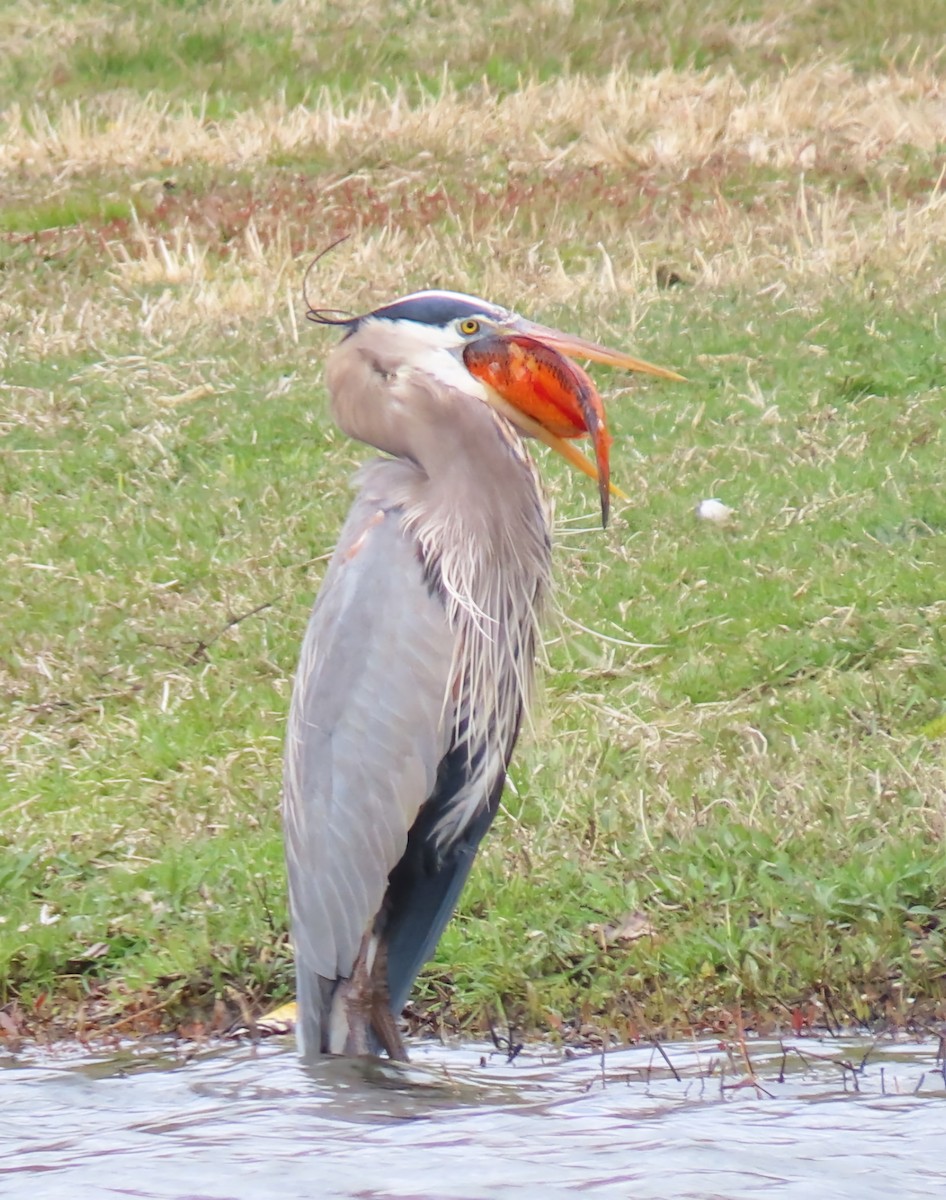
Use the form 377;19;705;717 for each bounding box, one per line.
2;3;945;1044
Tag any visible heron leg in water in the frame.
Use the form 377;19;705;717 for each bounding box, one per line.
329;930;408;1061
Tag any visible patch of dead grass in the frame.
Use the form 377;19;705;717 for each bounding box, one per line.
3;61;943;360
3;63;944;180
5;167;944;362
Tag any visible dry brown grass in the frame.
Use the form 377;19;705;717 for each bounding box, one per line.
4;63;943;178
3;61;944;364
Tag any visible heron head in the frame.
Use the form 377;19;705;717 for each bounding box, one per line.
311;290;682;526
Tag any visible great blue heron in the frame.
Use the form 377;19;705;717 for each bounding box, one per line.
283;288;680;1060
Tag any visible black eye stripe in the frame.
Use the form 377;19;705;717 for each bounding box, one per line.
367;291;507;327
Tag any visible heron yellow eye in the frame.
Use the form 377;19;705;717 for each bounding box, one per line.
459;318;480;335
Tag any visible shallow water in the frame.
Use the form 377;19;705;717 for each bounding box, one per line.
2;1034;944;1199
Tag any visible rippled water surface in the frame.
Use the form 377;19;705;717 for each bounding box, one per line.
3;1034;944;1199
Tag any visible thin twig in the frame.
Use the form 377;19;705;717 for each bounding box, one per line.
651;1038;681;1082
186;599;274;663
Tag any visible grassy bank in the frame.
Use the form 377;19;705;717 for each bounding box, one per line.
2;1;945;1045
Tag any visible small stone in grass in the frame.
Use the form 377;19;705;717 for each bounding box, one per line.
695;498;734;524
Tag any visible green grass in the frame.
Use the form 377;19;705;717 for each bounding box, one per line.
0;194;133;235
4;279;944;1038
2;0;944;111
2;1;945;1043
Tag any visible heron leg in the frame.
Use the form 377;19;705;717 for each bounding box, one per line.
367;936;409;1062
329;931;409;1061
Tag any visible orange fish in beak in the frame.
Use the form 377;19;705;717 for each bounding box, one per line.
463;322;683;527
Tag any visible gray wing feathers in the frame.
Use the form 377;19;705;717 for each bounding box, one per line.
283;498;456;989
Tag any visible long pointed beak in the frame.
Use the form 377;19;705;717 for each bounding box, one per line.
512;318;686;384
463;319;682;527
